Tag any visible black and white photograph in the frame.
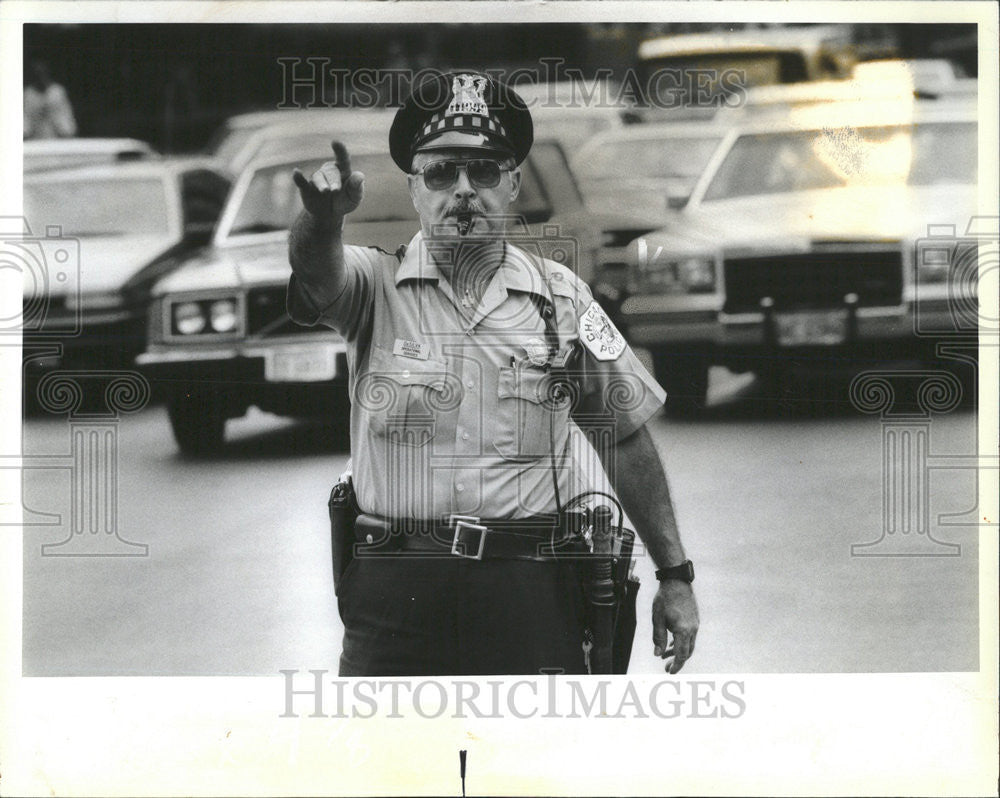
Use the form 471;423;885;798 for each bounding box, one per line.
2;2;997;795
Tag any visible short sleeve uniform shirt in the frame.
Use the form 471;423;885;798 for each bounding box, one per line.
287;231;665;520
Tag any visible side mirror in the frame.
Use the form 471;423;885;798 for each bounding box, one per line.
666;193;689;211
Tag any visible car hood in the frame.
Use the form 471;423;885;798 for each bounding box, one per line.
47;234;178;297
153;220;417;295
643;184;979;253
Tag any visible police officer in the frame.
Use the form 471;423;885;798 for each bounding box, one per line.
288;70;698;676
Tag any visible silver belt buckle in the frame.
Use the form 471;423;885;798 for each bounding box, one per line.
449;514;487;560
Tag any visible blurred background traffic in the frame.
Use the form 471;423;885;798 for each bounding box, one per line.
18;22;985;676
22;21;982;447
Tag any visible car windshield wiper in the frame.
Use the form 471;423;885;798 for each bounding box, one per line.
69;230;128;238
229;222;288;236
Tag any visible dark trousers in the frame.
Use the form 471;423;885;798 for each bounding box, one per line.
337;555;589;676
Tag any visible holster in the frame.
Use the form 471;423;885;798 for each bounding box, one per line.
578;522;640;675
328;473;360;596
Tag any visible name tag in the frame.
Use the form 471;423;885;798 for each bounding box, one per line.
393;338;430;360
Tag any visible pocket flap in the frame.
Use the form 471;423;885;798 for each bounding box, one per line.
498;365;550;404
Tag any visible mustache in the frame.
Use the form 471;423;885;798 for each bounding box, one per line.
444;201;486;216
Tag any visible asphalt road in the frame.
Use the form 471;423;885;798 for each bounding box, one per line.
20;369;980;675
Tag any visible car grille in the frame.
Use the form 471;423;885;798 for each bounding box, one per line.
722;248;903;313
246;285;318;338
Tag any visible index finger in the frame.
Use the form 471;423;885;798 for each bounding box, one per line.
330;140;352;183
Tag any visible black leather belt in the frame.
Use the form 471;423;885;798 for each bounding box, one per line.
353;513;588;562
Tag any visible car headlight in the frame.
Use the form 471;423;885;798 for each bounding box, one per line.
167;296;242;337
173;301;206;335
210;299;238;332
677;257;716;291
637;249;716;294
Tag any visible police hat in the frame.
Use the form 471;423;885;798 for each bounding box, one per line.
389;71;533;172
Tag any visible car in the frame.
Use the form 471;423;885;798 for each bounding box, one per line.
636;25;856;96
509;80;633;153
615;97;979;414
21;157;232;399
211;109;397;175
573;73;919;224
204;108;377;168
571;119;729;216
23;137;158;173
850;58;973;98
137;130;661;455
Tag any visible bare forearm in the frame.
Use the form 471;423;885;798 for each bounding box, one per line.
288;210;347;307
607;425;687;568
288;141;365;308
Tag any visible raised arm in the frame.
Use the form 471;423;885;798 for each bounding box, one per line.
289;140;366;310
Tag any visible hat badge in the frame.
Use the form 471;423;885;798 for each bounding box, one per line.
447;74;489;118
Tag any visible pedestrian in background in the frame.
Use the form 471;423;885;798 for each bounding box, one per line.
24;59;77;139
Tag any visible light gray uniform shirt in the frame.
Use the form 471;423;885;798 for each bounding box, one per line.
287;231;666;520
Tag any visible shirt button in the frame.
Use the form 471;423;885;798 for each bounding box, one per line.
365;534;374;544
462;432;470;441
456;484;464;493
466;379;474;389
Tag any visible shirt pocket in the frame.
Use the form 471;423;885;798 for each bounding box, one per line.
493;365;569;462
356;347;454;448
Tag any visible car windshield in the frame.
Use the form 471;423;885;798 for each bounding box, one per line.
253;134;348;164
578;135;723;182
533;111;620;151
208;126;259;164
703;121;977;201
641;52;813;93
227;155;416;237
23;176;172;237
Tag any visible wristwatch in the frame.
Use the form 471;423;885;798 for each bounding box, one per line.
655;559;695;583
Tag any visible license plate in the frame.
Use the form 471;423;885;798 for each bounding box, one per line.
775;311;847;346
265;347;338;382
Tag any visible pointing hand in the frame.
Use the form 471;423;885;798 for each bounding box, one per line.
292;140;365;221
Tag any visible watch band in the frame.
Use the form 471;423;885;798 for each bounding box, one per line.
655;559;695;583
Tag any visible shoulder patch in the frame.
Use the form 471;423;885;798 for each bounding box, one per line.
579;301;626;361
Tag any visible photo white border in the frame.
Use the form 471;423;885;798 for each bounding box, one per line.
1;2;997;795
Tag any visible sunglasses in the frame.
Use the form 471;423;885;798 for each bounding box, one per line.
412;159;511;191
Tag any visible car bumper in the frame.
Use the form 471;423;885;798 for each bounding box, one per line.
621;296;976;363
23;317;146;374
136;340;350;415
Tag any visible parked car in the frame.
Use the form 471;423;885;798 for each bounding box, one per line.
571;119;729;216
204;108;373;168
212;109;396;175
24;137;158;173
510;80;634;153
637;25;856;97
21;158;231;397
616;97;978;414
138;133;660;455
